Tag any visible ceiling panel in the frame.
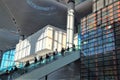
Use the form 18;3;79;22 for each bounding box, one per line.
3;0;67;36
0;0;19;52
0;0;92;51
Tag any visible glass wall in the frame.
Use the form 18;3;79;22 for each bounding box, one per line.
0;49;15;69
93;0;119;12
80;1;120;80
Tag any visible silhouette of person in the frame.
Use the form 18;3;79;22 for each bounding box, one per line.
46;54;50;62
67;46;70;51
61;47;65;56
24;61;30;73
39;56;43;65
14;66;18;71
24;61;30;67
5;70;12;80
72;44;75;51
39;56;43;62
34;57;37;63
53;52;56;60
55;49;58;54
5;70;9;75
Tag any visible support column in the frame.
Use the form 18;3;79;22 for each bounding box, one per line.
66;0;75;47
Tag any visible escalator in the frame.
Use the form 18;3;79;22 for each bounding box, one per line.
0;49;80;80
15;50;80;80
0;49;112;80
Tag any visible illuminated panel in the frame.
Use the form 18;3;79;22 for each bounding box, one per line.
117;3;120;21
46;27;53;50
15;40;31;61
67;9;74;47
46;27;53;38
15;44;19;61
15;25;68;61
35;26;67;52
58;31;62;51
87;13;97;32
108;5;114;24
62;33;66;48
46;38;52;50
74;34;78;46
53;31;58;50
113;1;120;22
80;1;120;80
81;17;87;35
36;33;44;52
1;49;15;69
102;7;107;25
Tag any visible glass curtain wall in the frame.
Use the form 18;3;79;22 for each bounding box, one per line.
0;49;15;69
80;1;120;80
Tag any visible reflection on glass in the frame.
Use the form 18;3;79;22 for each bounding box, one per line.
1;49;15;69
80;1;120;79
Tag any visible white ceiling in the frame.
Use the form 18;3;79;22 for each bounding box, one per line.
0;0;92;52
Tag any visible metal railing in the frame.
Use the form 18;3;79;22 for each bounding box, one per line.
0;45;80;80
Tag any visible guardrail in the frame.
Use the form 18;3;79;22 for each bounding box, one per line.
0;45;80;80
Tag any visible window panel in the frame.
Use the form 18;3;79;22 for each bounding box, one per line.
46;38;52;50
58;31;62;44
63;34;66;47
55;31;58;41
54;41;58;51
1;49;15;69
47;28;53;38
80;2;120;79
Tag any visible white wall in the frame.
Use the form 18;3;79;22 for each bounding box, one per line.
15;25;67;61
74;34;78;46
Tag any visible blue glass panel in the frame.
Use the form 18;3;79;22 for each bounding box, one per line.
0;49;15;69
4;61;7;67
5;55;8;60
6;51;9;55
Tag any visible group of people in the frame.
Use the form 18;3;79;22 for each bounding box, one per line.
24;48;59;67
0;66;18;80
5;66;18;74
0;44;76;79
24;44;76;67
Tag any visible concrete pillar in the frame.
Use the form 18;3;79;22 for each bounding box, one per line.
66;0;75;47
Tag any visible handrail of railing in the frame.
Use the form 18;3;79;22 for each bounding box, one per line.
0;45;80;78
17;46;80;76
